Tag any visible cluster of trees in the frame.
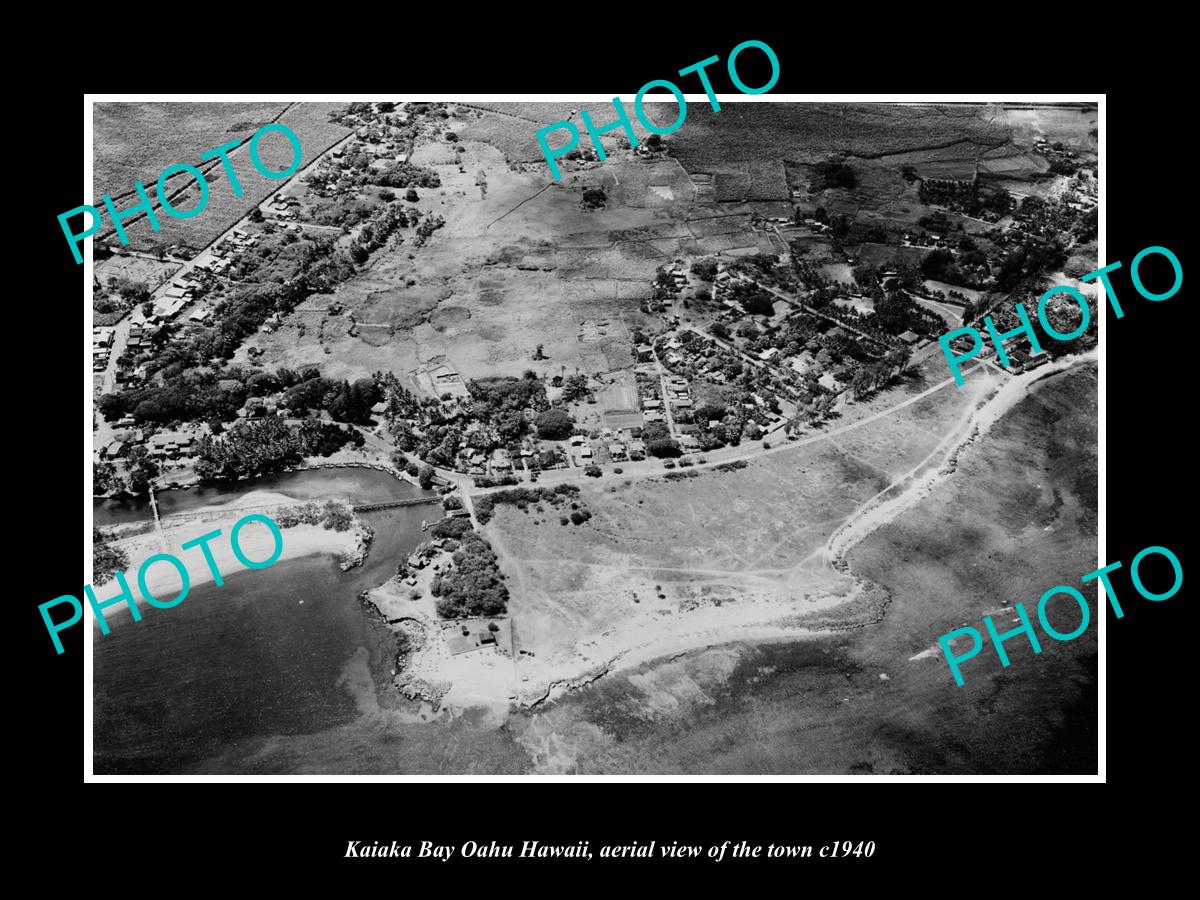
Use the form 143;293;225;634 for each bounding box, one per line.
101;363;383;430
100;370;240;425
93;527;129;586
95;452;159;496
417;424;462;468
349;203;414;263
194;418;362;481
917;212;956;235
413;214;445;247
473;484;580;525
810;160;857;190
641;422;681;458
581;187;607;209
94;276;152;324
377;371;435;452
994;240;1068;292
431;529;509;619
101;234;363;426
365;161;441;189
560;373;591;403
921;246;988;287
467;374;550;443
849;350;910;400
918;180;1012;218
535;407;575;440
274;500;355;531
789;392;838;429
430;516;473;540
726;280;775;317
281;375;381;425
869;291;942;337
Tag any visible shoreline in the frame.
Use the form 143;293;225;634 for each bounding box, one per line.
385;353;1096;713
103;502;370;601
93;459;422;506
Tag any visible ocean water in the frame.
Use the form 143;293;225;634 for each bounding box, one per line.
91;468;517;774
94;555;388;773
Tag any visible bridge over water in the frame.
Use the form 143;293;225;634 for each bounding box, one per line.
351;497;442;512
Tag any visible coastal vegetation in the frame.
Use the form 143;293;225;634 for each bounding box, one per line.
273;500;356;532
430;529;508;619
93;527;129;586
473;484;581;525
194;418;363;481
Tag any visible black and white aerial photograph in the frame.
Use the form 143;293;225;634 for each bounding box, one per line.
86;97;1100;776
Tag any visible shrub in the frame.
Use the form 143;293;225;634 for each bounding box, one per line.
92;527;129;586
321;501;354;531
431;517;473;539
433;532;509;618
584;464;601;477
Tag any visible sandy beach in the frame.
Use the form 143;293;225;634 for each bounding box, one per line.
106;512;360;601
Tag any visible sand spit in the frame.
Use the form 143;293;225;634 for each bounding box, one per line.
102;497;371;599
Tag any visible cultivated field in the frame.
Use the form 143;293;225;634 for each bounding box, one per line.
94;102;290;193
93;102;353;255
671;104;1009;171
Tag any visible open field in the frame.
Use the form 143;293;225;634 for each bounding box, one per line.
484;358;1000;702
997;105;1098;154
95;254;181;292
507;361;1097;773
238;139;672;384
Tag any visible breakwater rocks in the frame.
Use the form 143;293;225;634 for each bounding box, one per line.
521;658;619;709
396;675;450;710
787;581;892;632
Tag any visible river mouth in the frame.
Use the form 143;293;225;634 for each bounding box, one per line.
94;466;426;525
92;467;441;774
